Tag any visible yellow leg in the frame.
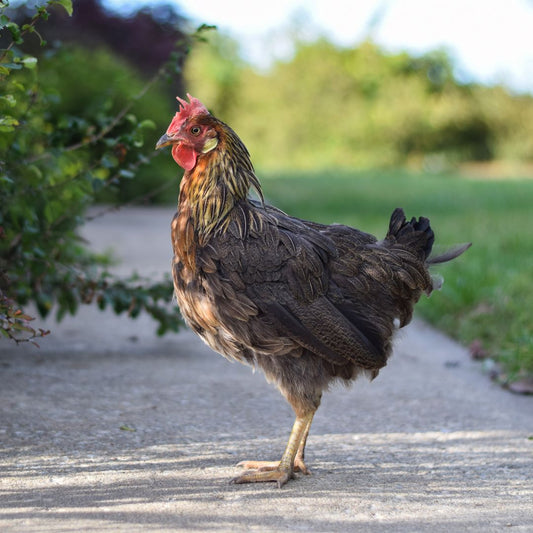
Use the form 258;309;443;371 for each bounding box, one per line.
294;416;313;474
231;410;315;488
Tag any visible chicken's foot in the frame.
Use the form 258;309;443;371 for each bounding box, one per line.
236;416;313;474
235;457;310;474
230;410;315;488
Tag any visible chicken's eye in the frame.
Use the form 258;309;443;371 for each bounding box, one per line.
190;126;201;136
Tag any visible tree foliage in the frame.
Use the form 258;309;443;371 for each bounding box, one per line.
0;0;202;344
186;35;533;171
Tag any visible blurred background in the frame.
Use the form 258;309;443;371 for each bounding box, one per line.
8;0;533;177
1;0;532;388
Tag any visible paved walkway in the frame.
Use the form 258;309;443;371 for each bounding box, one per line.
1;207;532;532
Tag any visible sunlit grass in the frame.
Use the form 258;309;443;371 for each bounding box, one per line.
259;168;533;381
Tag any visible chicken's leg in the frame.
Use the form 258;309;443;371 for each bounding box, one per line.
236;415;313;474
294;416;313;474
231;410;315;488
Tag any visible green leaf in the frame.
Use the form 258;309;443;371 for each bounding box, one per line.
119;169;135;179
139;119;156;130
101;154;119;169
11;323;35;333
21;56;38;69
1;62;22;70
0;94;16;107
0;116;19;132
125;113;137;125
43;200;62;223
25;165;43;184
48;0;73;16
92;168;109;181
6;22;22;43
11;81;25;91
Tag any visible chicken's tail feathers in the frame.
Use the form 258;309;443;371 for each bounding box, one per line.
426;242;472;265
426;242;471;291
385;208;470;294
386;207;435;260
387;208;471;265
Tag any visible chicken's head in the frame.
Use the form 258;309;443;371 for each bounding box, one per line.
156;94;218;171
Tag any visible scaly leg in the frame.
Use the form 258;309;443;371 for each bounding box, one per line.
294;415;313;474
231;410;315;488
237;415;313;474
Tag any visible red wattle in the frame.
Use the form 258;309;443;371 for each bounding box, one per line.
172;144;197;171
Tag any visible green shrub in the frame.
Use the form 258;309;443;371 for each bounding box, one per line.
0;0;188;343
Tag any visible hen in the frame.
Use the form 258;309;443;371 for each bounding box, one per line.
156;95;470;487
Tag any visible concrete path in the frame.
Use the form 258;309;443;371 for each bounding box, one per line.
1;207;532;532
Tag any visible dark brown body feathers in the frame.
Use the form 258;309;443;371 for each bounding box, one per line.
172;133;438;413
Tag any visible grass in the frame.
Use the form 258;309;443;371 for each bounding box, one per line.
257;168;533;382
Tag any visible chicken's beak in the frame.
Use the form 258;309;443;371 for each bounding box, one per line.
155;133;175;150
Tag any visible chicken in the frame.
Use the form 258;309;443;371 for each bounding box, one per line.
155;94;470;487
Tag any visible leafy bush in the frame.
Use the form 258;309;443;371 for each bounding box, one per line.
0;0;201;343
35;43;181;205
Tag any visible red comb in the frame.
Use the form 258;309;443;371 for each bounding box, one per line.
166;94;209;135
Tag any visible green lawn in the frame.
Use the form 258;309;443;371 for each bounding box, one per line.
258;168;533;382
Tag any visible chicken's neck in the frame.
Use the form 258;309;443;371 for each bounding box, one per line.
177;140;263;247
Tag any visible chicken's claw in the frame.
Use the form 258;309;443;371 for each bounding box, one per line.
230;466;293;488
236;458;311;475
